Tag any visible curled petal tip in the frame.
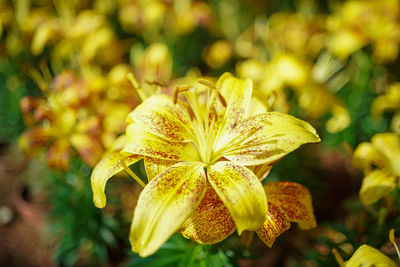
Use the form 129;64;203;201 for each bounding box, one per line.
93;194;106;209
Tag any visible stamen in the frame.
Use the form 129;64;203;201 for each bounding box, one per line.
145;80;167;87
389;229;400;262
173;86;191;104
127;72;139;88
127;73;146;101
217;91;227;107
198;79;227;107
120;159;146;187
198;79;216;89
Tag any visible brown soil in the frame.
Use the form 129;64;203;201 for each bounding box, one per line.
0;144;55;267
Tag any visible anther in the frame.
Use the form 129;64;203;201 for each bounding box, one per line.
145;80;167;87
217;91;227;107
198;79;216;89
198;79;227;107
173;86;192;104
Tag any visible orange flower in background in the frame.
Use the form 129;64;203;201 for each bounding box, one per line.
91;72;320;256
19;70;104;170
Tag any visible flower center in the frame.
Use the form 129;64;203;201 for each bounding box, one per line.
174;81;226;165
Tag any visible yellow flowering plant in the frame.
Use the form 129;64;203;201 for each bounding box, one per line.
339;245;397;267
237;52;351;133
91;72;320;256
327;0;400;63
353;132;400;206
19;70;104;170
372;83;400;135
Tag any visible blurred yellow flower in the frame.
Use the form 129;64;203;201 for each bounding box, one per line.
327;0;400;63
237;52;351;133
353;133;400;205
203;40;233;68
372;83;400;134
91;73;320;257
344;245;397;267
267;12;326;59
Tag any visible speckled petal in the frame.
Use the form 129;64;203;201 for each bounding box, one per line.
180;187;236;244
360;169;397;206
91;152;141;208
207;161;267;234
144;156;176;181
130;162;207;257
255;202;290;247
208;73;252;142
265;182;316;229
123;123;200;162
219;112;320;166
128;95;194;142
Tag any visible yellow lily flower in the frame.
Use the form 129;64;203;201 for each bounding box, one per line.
372;83;400;135
344;245;397;267
353;133;400;205
91;73;320;257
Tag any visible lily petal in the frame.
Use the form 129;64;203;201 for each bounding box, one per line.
209;73;252;142
144;156;176;181
353;142;388;172
130;162;207;257
123;123;200;162
91;152;141;208
371;133;400;176
128;95;194;142
360;169;397;206
249;96;268;116
180;187;236;244
220;112;320;166
371;83;400;118
345;245;397;267
265;182;316;229
255;202;290;247
207;161;268;234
